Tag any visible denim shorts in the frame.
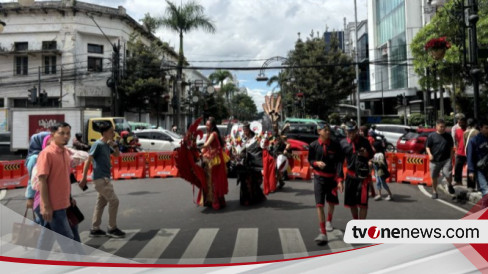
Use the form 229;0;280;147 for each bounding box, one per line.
430;159;452;179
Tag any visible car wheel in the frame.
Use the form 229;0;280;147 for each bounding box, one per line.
386;143;395;152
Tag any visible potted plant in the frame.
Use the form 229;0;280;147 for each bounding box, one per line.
425;37;451;60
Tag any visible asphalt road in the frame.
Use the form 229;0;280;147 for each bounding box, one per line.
0;177;473;264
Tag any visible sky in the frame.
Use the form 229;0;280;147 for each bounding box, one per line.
4;0;368;110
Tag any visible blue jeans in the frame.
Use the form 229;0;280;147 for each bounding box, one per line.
477;172;488;208
35;207;81;260
374;166;390;191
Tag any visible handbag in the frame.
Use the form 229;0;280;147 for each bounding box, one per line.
66;204;84;227
11;208;41;248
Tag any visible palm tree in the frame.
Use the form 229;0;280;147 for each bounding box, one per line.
209;69;234;102
158;0;215;127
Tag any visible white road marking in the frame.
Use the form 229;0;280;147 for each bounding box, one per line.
419;185;468;214
231;228;258;263
134;228;180;264
279;228;308;259
0;189;7;201
179;228;219;264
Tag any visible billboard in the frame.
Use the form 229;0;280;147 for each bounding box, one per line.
28;114;65;138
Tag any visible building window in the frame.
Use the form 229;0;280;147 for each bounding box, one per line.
42;41;57;50
15;56;28;75
88;44;104;54
14;42;28;51
43;56;57;74
87;57;103;72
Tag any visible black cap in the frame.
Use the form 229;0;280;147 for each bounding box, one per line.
345;121;357;131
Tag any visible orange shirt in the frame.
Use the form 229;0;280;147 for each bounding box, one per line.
36;142;71;213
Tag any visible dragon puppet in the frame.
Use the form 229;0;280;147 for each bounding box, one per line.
174;117;206;193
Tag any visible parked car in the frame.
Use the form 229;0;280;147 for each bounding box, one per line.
396;128;436;154
196;125;230;147
287;138;309;151
396;127;453;154
373;124;414;149
133;129;182;152
286;123;344;144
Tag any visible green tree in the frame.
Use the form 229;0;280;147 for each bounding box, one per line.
410;1;488;116
119;36;166;121
209;69;234;103
284;32;355;120
157;0;216;128
140;13;160;34
231;93;258;121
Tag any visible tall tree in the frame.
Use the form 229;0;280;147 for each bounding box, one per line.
158;0;216;128
119;36;167;122
209;69;234;103
284;32;355;120
411;1;488;116
140;13;160;34
231;93;258;121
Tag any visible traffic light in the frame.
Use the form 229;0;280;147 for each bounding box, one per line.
396;94;403;106
39;90;48;106
28;87;37;103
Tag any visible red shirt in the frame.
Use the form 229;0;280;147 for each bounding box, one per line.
455;127;466;156
36;142;71;213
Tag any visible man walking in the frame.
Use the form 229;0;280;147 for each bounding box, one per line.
36;122;79;258
80;122;125;238
426;119;455;199
467;118;488;207
340;121;374;220
308;124;344;245
464;118;479;191
453;117;467;187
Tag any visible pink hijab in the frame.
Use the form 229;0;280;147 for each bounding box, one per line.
42;135;52;149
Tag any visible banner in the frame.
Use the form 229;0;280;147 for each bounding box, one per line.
28;114;65;138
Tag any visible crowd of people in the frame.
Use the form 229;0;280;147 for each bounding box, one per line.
21;113;488;254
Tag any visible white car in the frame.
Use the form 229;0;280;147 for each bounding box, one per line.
373;124;414;148
196;125;229;147
133;129;182;152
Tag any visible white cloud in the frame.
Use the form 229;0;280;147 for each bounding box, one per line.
25;0;368;111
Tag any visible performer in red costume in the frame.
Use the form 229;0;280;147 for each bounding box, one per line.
201;117;229;210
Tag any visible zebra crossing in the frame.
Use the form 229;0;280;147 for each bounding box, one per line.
77;227;355;263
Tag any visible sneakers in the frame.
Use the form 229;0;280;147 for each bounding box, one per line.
89;229;107;237
385;195;392;201
326;221;333;232
314;233;328;245
374;195;382;201
431;193;438;199
107;228;126;238
278;180;285;189
447;184;455;195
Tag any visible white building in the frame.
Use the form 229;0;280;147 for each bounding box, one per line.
0;0;207;129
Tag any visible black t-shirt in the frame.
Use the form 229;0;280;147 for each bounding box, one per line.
426;132;454;162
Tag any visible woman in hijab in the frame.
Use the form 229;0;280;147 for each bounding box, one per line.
25;131;50;211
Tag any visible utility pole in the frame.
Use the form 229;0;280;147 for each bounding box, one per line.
468;0;480;119
38;66;41;102
60;66;63;108
354;0;361;128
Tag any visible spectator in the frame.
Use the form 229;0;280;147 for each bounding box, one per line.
35;122;80;259
451;113;465;141
372;141;393;201
25;131;50;211
80;122;126;238
467;118;488;207
426;119;455;199
464;118;479;191
172;124;178;133
453;117;467;187
72;132;90;151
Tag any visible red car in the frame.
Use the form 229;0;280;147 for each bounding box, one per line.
396;127;451;154
287;138;309;151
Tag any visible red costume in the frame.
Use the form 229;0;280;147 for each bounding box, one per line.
201;131;229;209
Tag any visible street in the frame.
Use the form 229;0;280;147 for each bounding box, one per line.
0;177;471;264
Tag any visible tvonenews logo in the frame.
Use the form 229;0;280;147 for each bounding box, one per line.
344;220;488;244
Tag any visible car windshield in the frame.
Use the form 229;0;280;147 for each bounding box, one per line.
402;132;419;140
164;129;182;139
114;118;130;132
